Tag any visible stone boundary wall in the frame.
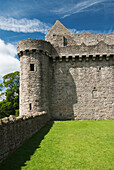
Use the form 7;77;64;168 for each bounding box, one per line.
0;112;48;163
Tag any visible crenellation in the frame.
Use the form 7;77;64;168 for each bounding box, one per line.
49;54;113;62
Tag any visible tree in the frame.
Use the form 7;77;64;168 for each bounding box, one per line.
0;71;20;118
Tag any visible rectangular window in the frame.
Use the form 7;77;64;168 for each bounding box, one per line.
63;36;67;46
30;64;34;71
29;103;32;110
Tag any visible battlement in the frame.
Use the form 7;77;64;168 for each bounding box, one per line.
45;20;114;48
17;39;114;62
17;39;53;57
51;41;114;62
73;32;114;46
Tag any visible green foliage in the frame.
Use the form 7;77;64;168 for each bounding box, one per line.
0;100;14;118
0;83;3;91
0;121;113;170
0;71;20;118
15;109;19;117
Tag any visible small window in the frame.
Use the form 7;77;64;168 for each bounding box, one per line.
29;103;32;110
53;34;56;37
30;64;34;71
63;36;67;46
92;88;97;99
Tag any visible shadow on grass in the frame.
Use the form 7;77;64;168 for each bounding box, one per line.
0;121;54;170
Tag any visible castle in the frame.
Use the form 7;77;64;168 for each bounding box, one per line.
0;20;114;163
17;20;114;120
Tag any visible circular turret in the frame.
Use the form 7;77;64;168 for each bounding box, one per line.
17;39;52;116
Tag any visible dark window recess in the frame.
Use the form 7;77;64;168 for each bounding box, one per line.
92;88;97;99
29;103;32;110
53;34;56;37
63;36;67;46
30;64;34;71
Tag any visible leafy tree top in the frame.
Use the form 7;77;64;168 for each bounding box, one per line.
0;71;20;100
0;71;20;118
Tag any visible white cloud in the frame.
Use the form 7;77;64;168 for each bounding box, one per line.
0;39;20;81
51;0;109;18
69;28;114;34
0;17;51;34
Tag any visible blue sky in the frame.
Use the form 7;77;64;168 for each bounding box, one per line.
0;0;114;82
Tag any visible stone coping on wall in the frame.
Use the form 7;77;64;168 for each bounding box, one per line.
0;111;46;125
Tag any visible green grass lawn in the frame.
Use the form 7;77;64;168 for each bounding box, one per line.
0;120;114;170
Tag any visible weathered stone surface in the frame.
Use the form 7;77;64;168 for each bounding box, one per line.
0;112;48;163
50;58;114;120
17;20;114;120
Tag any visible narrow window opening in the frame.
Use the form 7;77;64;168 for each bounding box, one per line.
63;36;67;46
30;64;34;71
53;34;56;37
29;103;32;110
99;67;101;70
92;87;97;99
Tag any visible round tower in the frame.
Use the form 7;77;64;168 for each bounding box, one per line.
17;39;52;116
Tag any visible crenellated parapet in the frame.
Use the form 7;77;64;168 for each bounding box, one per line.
50;41;114;62
17;38;114;62
51;53;114;62
45;20;114;48
17;39;52;58
18;49;51;58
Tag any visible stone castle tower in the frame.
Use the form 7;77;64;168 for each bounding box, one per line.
17;20;114;120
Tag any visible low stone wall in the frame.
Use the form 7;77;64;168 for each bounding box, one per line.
0;112;48;163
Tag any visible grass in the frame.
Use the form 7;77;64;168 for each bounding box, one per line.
0;120;114;170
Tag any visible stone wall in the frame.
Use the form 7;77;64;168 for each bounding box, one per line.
50;57;114;120
0;112;48;163
45;20;114;120
74;32;114;45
